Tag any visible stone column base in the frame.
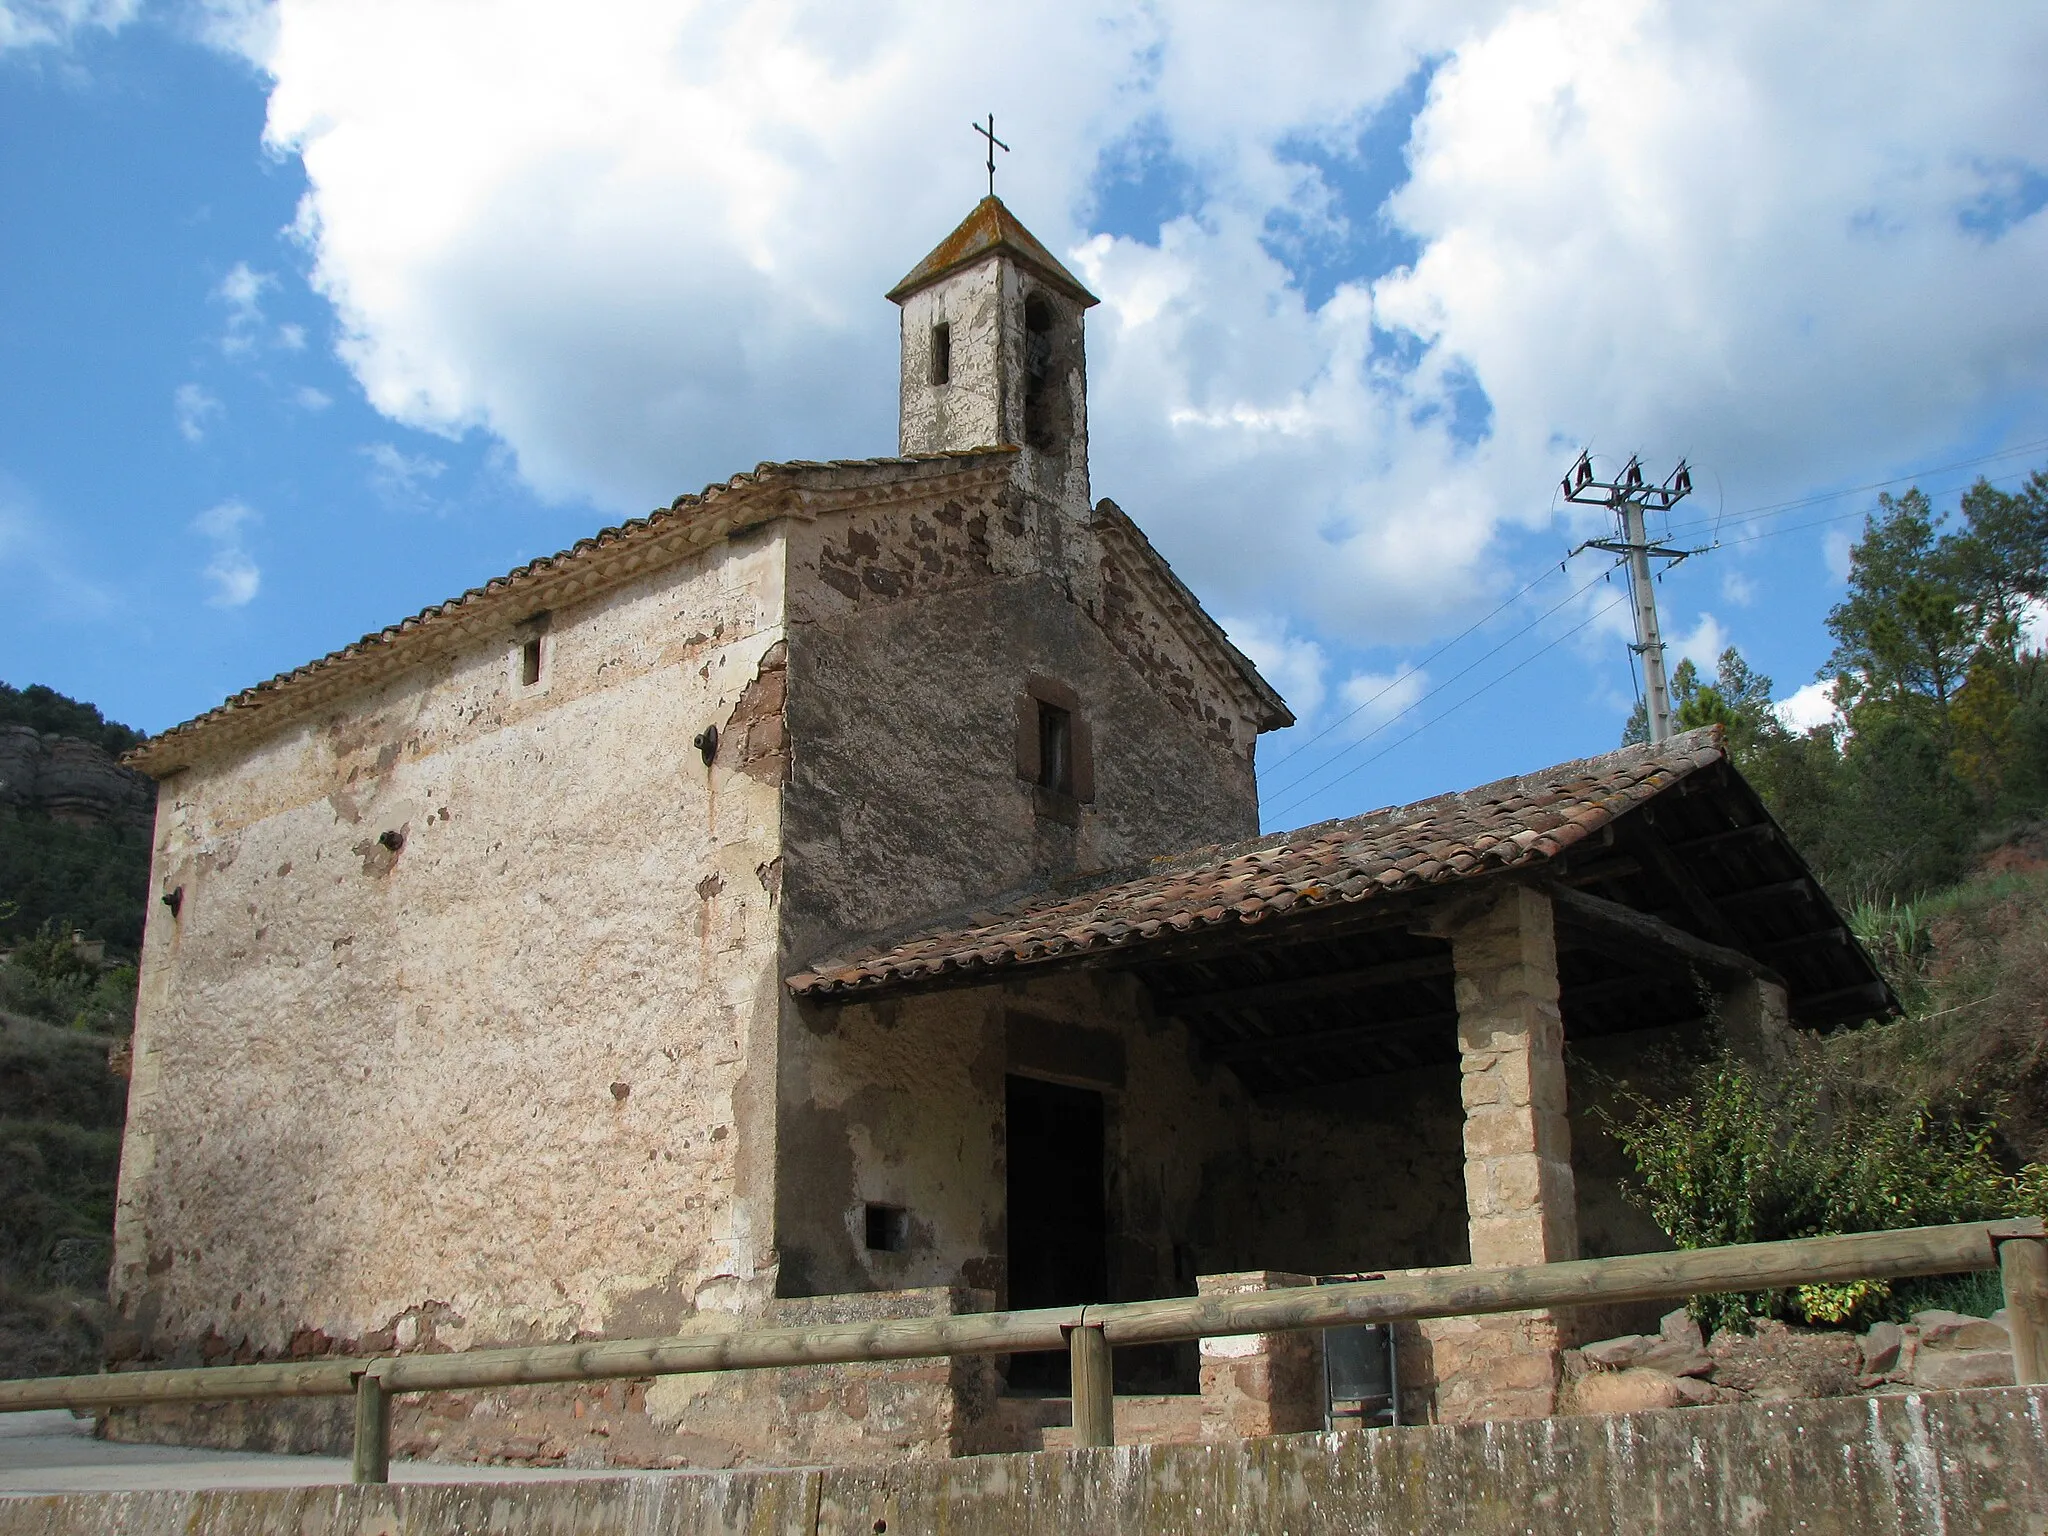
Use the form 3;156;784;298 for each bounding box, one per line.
1196;1271;1324;1438
1413;1309;1567;1423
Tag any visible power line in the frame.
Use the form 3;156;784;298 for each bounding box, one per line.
1708;465;2044;551
1260;561;1570;774
1264;589;1632;823
1261;561;1622;806
1256;444;2048;822
1658;437;2048;541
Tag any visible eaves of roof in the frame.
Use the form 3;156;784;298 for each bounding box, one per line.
1091;498;1293;733
127;450;1018;779
788;728;1732;997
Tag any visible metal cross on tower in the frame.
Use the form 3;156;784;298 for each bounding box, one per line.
972;114;1009;198
1562;453;1701;746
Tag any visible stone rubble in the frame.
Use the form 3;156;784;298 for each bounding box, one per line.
1563;1305;2016;1414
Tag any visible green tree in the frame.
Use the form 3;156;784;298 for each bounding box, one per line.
0;683;143;757
1950;471;2048;678
1622;647;1784;766
1824;489;1974;741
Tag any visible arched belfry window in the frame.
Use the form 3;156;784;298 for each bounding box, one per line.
1022;294;1059;451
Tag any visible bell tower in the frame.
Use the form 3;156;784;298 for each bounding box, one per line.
887;196;1099;515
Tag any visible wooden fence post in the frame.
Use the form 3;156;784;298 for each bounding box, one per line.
1069;1323;1114;1448
2000;1235;2048;1386
351;1365;391;1485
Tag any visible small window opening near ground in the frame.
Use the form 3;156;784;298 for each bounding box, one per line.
864;1203;909;1253
1037;699;1073;796
520;637;542;687
930;322;951;386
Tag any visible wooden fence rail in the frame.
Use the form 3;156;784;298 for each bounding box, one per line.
2;1218;2043;1485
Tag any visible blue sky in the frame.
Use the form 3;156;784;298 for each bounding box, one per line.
4;2;2046;832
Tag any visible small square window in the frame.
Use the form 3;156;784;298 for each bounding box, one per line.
864;1203;909;1253
1037;700;1073;796
520;637;542;686
930;322;951;386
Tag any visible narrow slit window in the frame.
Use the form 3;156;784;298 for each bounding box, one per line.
1037;699;1073;796
864;1203;909;1253
929;322;951;386
520;637;542;686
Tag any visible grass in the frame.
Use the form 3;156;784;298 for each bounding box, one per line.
1831;863;2048;1164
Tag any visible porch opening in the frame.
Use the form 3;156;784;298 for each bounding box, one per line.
1004;1073;1107;1391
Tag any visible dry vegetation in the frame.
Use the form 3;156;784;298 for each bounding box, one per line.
1832;847;2048;1165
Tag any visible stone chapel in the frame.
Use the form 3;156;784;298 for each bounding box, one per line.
112;197;1888;1466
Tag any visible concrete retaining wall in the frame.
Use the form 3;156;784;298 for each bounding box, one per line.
6;1387;2046;1534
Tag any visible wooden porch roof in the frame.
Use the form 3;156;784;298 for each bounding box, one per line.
788;728;1893;1093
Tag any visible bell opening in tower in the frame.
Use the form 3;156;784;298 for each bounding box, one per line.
1022;294;1059;452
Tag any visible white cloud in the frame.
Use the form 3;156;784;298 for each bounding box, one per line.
294;385;333;411
1775;678;1841;736
1720;570;1756;606
1335;664;1428;735
0;0;136;53
1222;614;1327;725
216;262;273;354
195;0;2048;661
191;499;260;607
1671;611;1728;670
190;0;276;61
361;441;445;503
174;382;223;443
1823;528;1856;582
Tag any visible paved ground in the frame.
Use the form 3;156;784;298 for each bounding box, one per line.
0;1411;620;1494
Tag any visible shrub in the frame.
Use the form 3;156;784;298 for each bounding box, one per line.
0;923;136;1033
1604;1043;2039;1331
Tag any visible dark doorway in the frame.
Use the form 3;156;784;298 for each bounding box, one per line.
1004;1074;1108;1391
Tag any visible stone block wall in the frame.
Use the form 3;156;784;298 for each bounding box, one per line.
33;1388;2048;1534
115;525;792;1390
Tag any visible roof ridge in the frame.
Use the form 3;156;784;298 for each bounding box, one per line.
1090;498;1293;733
128;450;1017;776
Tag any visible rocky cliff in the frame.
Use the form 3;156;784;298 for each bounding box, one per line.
0;726;154;835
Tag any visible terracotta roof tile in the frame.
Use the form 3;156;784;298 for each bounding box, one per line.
787;728;1728;998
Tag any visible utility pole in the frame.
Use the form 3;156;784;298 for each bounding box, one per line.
1562;453;1697;745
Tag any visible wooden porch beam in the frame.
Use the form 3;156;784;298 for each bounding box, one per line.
1559;971;1694;1008
1761;926;1850;957
1160;952;1452;1016
1546;884;1783;988
1209;1009;1458;1063
1555;856;1644;889
1716;878;1815;910
1668;820;1776;855
1627;821;1744;948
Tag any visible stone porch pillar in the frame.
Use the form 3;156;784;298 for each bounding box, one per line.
1196;1271;1324;1440
1720;975;1792;1068
1433;884;1576;1422
1454;885;1577;1269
